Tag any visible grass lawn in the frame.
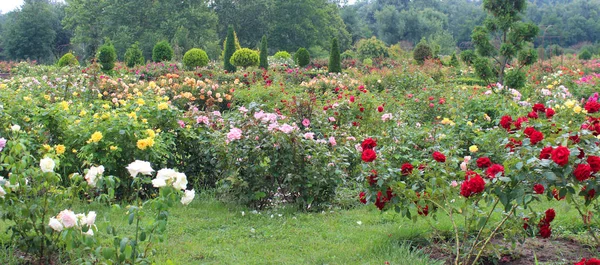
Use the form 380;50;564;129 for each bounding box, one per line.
0;191;595;265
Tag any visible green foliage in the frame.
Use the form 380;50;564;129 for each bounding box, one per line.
183;48;209;69
152;41;174;62
259;35;269;69
504;69;526;89
124;42;145;68
473;57;494;83
356;37;389;59
518;48;538;66
98;40;117;72
413;39;433;64
460;50;476;65
224;26;237;72
221;30;242;56
295;48;311;67
341;50;356;60
363;58;373;67
273;51;292;60
230;48;259;68
579;49;593;60
58;52;79;67
328;38;342;73
449;52;460;67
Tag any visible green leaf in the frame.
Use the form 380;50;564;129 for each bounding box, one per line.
128;212;134;225
120;237;128;252
544;172;558;181
102;247;115;260
515;162;523;170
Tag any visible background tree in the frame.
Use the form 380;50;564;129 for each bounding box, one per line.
328;38;341;73
223;26;237;72
259;35;268;69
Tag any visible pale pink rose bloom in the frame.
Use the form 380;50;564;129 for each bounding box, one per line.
212;111;221;117
178;120;185;128
302;118;310;127
463;156;472;163
460;162;468;171
254;111;265;120
239;106;248;113
268;122;279;131
304;132;315;140
381;113;393;121
328;117;336;122
279;124;294;134
57;209;77;228
451;181;458;187
347;136;356;141
355;144;363;152
227;128;243;141
329;136;337;146
196;116;209;125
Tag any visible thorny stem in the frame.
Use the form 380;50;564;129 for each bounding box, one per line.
426;199;461;265
570;197;600;247
465;199;499;263
471;205;516;265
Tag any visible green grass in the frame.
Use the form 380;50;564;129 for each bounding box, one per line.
0;192;594;265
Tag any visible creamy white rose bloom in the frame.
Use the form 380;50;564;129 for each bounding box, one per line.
86;211;96;226
57;209;77;228
96;165;105;175
181;189;195;205
85;167;99;187
172;172;188;190
126;160;154;177
84;228;94;236
48;217;63;232
10;124;20;132
0;186;5;198
40;157;55;173
75;213;87;227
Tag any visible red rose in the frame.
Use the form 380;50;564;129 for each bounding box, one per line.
359;192;367;204
469;175;486;194
533;103;546;112
588;156;600;173
500;115;513;130
359;107;364;112
460;172;485;198
570;134;581;144
362;149;377;162
476;157;492;168
574;164;592;182
529;130;544;145
367;170;378;185
539;146;553;159
545;108;555;118
584;187;596;201
514;116;528;129
361;138;377;150
533;184;545;194
505;138;522;152
417;204;429;216
539;223;552;238
528;111;539;119
460;181;472;198
401;163;414;176
585;101;600;113
523;217;529;230
575;258;600;265
486;164;505;179
545;208;556;223
432;151;446;163
375;191;387;210
551;146;570;166
524;127;536;136
578;148;586;159
377;106;384;112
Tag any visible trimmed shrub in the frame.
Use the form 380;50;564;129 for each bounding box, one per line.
356;37;389;59
224;26;237;72
98;41;117;72
518;48;537;66
473;57;494;82
328;38;341;73
504;69;526;90
273;51;291;60
259;35;268;69
221;29;241;57
124;42;145;68
230;48;259;68
295;48;310;67
579;49;592;60
460;50;476;65
183;48;209;69
449;52;460;67
413;39;433;64
152;40;173;62
57;52;79;67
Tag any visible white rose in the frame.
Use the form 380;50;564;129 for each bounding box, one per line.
0;186;6;198
40;157;55;173
57;209;77;228
10;124;20;132
126;160;154;177
86;211;96;226
181;189;195;205
84;228;94;236
85;167;99;187
75;213;87;227
152;168;177;187
96;165;105;175
48;217;63;232
172;172;188;190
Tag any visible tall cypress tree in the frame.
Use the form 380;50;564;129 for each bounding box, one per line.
328;38;341;73
259;35;268;70
223;25;236;73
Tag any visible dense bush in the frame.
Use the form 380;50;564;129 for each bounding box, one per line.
579;49;593;60
449;52;460;67
273;51;291;60
230;48;259;68
124;42;145;68
152;40;174;62
98;41;116;71
295;48;310;67
473;57;494;83
356;36;389;59
413;40;433;64
183;48;209;69
504;69;526;89
328;38;341;73
518;48;538;66
460;50;476;65
57;52;79;67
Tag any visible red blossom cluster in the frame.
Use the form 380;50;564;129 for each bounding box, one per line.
460;171;485;198
432;151;446;163
575;258;600;265
361;138;377;162
537;208;556;238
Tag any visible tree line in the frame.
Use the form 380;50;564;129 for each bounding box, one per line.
0;0;598;64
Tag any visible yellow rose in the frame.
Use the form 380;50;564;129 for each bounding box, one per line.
146;129;156;138
43;144;52;152
469;145;478;153
110;145;118;151
574;106;582;114
157;102;169;110
79;110;87;116
55;144;66;155
59;101;69;111
142;119;148;123
137;98;145;105
44;95;51;100
88;131;103;143
137;139;149;150
102;104;110;109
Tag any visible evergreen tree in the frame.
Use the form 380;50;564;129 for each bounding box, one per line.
259;35;268;69
328;38;341;73
224;26;237;72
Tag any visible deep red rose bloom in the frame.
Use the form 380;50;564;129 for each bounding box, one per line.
386;187;394;199
418;164;427;171
545;108;555;118
417;204;429;216
574;164;592;182
578;148;586;159
359;192;367;204
460;181;472;197
585;101;600;113
533;103;546;112
486;164;505;179
361;138;377;150
588;156;600;173
500;115;513;130
551;146;570;166
529;130;544;145
362;149;377;162
552;188;565;201
523;218;529;230
533;184;545;194
524;127;536;136
375;191;387;210
570;134;581;144
432;151;446;163
514;117;528;129
469;175;486;194
505;138;522;152
528;111;539;119
359;107;364;112
575;258;600;265
476;157;492;168
540;146;553;159
377;106;384;112
367;170;378;185
461;173;485;198
584;187;596;201
401;163;414;175
539;223;552;238
545;208;556;223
